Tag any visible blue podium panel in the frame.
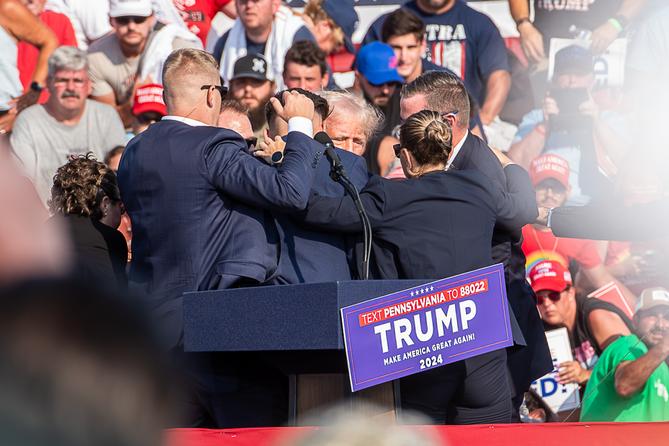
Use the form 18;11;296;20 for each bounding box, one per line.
183;280;426;352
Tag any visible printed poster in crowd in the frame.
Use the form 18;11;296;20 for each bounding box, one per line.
588;281;634;320
548;38;627;88
531;328;581;414
340;263;513;392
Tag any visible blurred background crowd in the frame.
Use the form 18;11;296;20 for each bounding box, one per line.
1;0;669;444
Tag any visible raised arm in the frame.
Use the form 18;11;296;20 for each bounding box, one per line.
205;92;320;211
615;332;669;398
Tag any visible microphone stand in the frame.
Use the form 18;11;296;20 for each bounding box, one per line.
328;159;373;281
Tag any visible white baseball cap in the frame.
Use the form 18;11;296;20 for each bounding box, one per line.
109;0;153;18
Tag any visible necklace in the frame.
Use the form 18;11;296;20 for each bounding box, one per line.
530;225;559;254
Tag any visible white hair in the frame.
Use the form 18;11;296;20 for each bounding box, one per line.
318;90;383;141
48;46;89;77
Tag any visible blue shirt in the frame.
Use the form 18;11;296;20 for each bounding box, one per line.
363;0;509;105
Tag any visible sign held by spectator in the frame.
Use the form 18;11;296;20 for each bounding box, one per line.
340;263;512;392
548;38;627;88
531;328;581;414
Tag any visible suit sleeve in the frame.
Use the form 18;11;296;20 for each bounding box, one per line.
550;200;668;241
492;164;538;231
204;131;318;211
301;175;387;233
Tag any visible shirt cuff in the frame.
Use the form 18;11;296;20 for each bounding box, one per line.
288;117;313;138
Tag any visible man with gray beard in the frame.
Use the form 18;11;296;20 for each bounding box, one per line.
11;46;125;204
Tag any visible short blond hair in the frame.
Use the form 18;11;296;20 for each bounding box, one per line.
162;49;220;106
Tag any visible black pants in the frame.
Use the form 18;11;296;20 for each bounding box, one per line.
175;351;289;428
399;349;512;424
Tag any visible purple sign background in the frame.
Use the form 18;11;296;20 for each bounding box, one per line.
341;264;512;391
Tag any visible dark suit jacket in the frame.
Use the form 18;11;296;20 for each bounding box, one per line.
274;148;369;284
450;132;552;390
303;168;534;280
55;215;128;291
117;120;320;347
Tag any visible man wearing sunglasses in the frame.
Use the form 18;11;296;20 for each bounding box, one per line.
529;260;633;387
117;48;322;428
581;287;669;422
88;0;198;127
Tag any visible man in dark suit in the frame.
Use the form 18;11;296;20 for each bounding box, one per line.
400;71;552;417
257;88;369;283
117;49;322;427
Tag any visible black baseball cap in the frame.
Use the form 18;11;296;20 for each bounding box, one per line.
231;54;270;82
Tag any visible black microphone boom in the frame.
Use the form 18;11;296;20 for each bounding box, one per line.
313;131;373;280
314;131;345;182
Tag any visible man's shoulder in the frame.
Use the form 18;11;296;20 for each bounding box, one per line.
85;99;119;116
600;334;645;363
13;104;48;128
16;103;47;120
87;32;118;55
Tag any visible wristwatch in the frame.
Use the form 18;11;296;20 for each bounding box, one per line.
271;151;284;165
29;82;44;93
515;17;532;29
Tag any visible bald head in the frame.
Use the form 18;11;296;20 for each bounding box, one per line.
162;49;222;123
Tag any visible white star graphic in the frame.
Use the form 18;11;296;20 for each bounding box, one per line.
410;291;414;297
430;286;434;292
252;58;265;73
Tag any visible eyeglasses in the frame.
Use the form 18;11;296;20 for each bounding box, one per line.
201;84;228;99
245;137;258;152
537;290;563;306
114;16;149;25
393;143;402;158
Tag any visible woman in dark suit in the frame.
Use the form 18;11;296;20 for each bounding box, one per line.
49;153;128;290
303;110;538;425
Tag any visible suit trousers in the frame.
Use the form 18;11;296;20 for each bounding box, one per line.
175;351;289;428
399;349;512;424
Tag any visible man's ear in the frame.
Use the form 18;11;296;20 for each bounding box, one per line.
321;71;330;89
420;37;427;56
206;87;216;108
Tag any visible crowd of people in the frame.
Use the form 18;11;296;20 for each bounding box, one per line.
1;0;669;440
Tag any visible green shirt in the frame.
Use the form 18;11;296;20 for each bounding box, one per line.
580;335;669;422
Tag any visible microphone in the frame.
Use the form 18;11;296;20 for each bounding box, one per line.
312;131;373;280
314;131;345;181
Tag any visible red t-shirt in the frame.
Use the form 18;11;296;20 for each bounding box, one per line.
522;224;602;274
173;0;232;46
17;10;77;103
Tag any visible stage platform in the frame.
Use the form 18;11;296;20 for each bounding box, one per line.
166;423;669;446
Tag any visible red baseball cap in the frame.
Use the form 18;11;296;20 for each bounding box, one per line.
528;260;573;293
132;83;167;117
529;153;570;188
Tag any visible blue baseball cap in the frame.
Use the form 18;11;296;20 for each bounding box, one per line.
355;42;404;86
322;0;358;54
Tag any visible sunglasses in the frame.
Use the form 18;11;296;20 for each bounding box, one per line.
537;291;562;306
393;143;402;158
245;137;258;152
201;83;228;99
114;16;149;25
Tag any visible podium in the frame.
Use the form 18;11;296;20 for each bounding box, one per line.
183;280;426;424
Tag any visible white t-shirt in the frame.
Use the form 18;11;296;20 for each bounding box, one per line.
46;0;112;50
10;100;126;204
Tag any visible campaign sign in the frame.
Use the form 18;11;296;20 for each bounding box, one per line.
530;328;580;414
340;264;512;392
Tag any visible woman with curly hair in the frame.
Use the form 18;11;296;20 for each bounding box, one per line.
49;153;127;289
